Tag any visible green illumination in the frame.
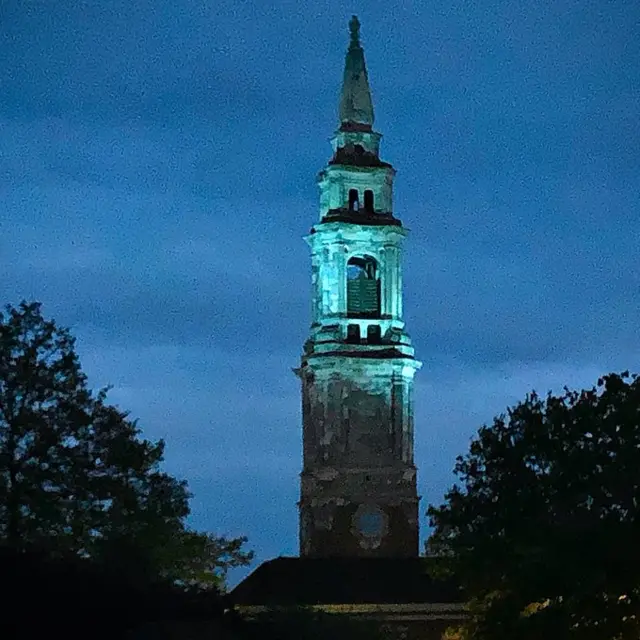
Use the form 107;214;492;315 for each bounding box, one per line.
298;17;421;559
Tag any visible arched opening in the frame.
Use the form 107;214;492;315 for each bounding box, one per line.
367;324;381;344
348;189;359;212
347;256;380;317
364;189;374;213
346;324;361;343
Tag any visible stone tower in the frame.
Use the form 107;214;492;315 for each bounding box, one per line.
297;16;421;558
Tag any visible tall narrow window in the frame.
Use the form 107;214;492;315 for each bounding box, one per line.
364;189;374;212
347;256;381;317
367;324;381;343
348;189;359;212
346;324;361;343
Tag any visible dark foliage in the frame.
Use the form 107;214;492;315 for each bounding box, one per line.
427;372;640;639
0;301;252;589
0;545;230;640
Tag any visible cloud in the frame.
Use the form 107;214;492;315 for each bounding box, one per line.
77;338;302;572
2;119;313;353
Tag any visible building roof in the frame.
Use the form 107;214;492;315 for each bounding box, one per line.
229;557;464;607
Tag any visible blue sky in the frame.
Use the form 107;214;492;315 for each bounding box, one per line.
2;0;639;584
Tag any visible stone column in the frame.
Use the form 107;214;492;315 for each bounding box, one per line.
396;246;403;319
336;245;347;314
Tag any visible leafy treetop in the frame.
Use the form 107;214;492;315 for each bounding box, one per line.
428;372;640;640
0;301;252;590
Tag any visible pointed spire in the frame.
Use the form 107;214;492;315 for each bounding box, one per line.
339;15;374;128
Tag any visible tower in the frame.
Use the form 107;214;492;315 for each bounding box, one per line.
233;19;463;630
297;16;421;558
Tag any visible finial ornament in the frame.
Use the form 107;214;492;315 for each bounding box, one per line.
349;15;360;47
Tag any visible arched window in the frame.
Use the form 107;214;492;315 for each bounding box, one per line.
348;189;359;212
367;324;381;343
364;189;374;212
346;324;361;343
347;256;380;317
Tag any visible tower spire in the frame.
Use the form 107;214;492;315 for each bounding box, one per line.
339;15;374;128
298;19;420;559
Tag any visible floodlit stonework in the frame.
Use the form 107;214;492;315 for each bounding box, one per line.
296;15;422;558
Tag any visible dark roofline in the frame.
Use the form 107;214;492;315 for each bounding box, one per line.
317;209;402;227
230;557;463;607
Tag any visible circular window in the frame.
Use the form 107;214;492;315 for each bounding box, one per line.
356;506;385;538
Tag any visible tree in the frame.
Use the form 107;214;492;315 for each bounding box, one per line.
427;372;640;640
0;301;252;589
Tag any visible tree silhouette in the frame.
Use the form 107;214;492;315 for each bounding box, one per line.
0;300;252;589
428;372;640;640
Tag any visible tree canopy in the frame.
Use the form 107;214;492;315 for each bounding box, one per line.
427;372;640;640
0;301;252;589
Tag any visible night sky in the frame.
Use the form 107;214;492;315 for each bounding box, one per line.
2;0;639;585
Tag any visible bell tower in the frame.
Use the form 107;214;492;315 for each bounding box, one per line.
297;17;421;558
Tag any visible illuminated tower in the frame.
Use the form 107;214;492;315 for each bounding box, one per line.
297;16;421;558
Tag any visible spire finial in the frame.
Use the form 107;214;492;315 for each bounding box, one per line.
338;16;374;127
349;15;361;47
